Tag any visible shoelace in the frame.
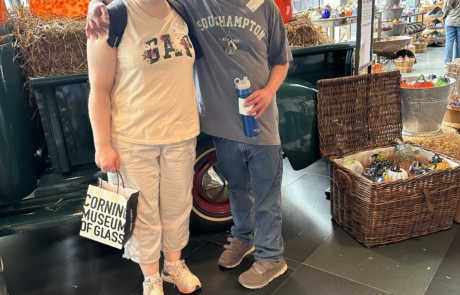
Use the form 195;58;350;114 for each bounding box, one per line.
167;260;190;289
144;278;162;294
170;260;189;278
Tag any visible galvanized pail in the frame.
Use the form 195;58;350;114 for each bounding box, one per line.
401;77;456;137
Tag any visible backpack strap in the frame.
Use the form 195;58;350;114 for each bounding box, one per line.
106;0;127;48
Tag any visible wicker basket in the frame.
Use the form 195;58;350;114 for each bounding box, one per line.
447;59;460;78
446;60;460;94
317;71;460;248
413;41;428;53
394;58;415;73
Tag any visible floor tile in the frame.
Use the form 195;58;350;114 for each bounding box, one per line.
304;225;459;295
425;224;460;295
159;242;293;295
4;233;142;295
281;173;338;264
302;157;330;177
282;158;307;189
273;265;391;295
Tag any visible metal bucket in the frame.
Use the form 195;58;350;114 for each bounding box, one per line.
382;8;404;21
381;23;407;37
402;77;456;137
385;0;401;7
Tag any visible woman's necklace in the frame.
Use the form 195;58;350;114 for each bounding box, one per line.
214;0;238;55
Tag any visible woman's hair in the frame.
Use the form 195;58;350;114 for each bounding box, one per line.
449;0;459;9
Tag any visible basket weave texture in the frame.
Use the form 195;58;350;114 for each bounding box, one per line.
394;58;415;73
447;58;460;78
447;59;460;94
413;41;428;53
317;71;460;248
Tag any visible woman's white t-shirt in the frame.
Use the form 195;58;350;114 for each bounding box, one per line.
109;0;199;145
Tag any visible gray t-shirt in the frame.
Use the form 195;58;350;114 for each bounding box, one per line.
179;0;293;145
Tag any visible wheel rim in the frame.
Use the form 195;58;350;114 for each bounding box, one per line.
193;149;231;215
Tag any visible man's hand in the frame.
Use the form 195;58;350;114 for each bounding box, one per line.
243;88;275;119
86;0;110;38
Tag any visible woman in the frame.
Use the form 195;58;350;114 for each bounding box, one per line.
87;0;201;294
443;0;460;66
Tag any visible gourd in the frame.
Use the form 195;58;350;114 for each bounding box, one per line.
382;171;392;182
434;162;449;170
341;157;363;174
395;139;414;162
388;163;408;180
372;63;383;73
429;154;450;171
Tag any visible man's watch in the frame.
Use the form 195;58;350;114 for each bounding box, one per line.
102;0;107;5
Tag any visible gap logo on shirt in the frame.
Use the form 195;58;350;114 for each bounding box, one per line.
141;22;194;64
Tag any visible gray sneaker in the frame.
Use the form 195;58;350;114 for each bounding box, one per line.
238;258;288;289
218;237;255;268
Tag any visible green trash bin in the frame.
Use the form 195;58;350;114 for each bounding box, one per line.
0;35;43;205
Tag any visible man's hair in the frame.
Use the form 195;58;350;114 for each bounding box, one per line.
449;0;459;9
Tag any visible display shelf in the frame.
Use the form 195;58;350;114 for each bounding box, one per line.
401;13;425;24
425;26;445;30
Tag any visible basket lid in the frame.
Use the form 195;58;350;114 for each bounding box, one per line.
316;71;403;158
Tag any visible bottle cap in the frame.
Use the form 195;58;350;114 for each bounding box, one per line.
234;77;251;89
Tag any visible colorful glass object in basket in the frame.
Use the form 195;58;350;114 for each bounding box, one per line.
274;0;293;24
0;0;7;24
395;139;414;162
28;0;90;18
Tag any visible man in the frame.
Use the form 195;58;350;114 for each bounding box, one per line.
86;0;292;289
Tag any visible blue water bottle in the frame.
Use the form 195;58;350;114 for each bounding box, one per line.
234;77;260;137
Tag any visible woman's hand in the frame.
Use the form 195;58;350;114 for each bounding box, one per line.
95;145;120;173
86;0;110;38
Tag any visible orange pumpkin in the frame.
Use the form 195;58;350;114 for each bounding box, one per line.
274;0;293;24
435;161;449;170
0;0;7;24
372;63;383;73
28;0;90;19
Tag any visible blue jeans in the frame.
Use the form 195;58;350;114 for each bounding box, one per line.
213;137;284;260
445;24;460;64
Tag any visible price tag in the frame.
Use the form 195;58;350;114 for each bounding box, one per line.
246;0;264;12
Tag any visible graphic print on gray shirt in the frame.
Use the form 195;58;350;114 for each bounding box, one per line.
179;0;293;145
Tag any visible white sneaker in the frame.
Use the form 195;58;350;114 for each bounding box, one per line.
161;260;201;294
143;277;164;295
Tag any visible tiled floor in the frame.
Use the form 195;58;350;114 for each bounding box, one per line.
1;45;459;295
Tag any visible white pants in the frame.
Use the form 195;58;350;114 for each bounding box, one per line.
108;137;196;264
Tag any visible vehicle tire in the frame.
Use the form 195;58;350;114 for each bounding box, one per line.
190;137;233;231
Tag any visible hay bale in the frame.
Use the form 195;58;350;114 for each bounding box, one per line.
11;6;87;78
403;125;460;161
285;12;333;47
